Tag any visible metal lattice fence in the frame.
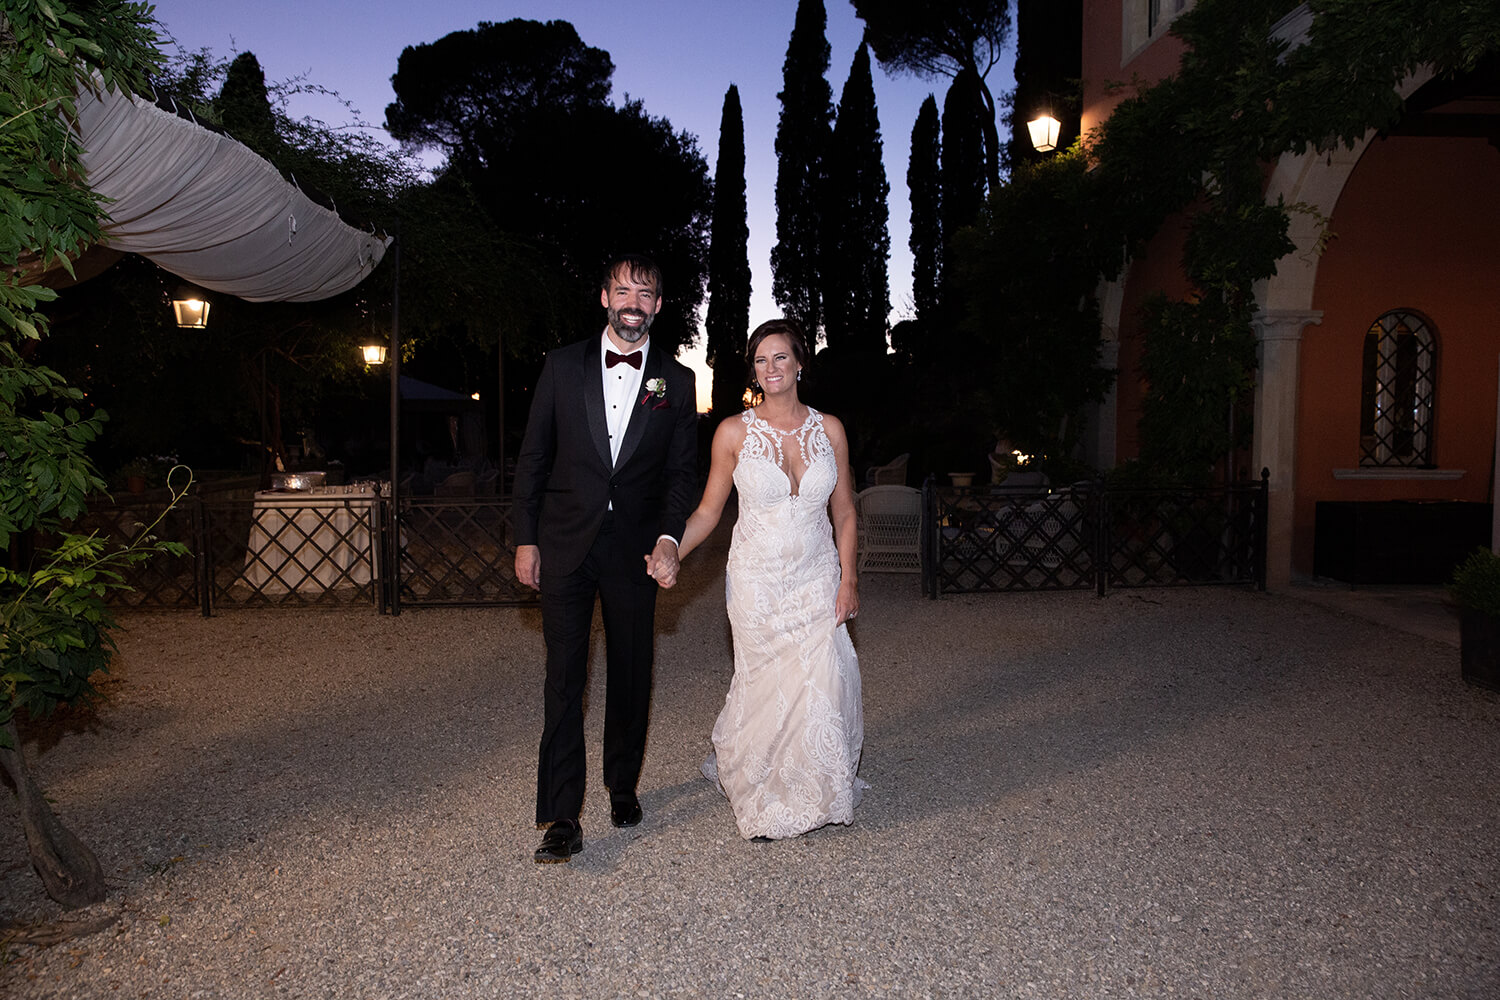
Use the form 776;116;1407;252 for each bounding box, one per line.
63;492;535;614
922;472;1268;598
395;497;535;608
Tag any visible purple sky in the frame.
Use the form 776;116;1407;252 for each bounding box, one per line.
146;0;1015;407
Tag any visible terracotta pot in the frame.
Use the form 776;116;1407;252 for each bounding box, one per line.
1459;608;1500;692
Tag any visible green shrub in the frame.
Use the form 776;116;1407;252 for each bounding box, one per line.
1449;547;1500;619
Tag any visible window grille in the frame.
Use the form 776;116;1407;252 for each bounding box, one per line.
1359;310;1436;467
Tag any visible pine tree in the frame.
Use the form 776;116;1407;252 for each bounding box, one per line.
705;85;752;419
823;43;890;355
907;94;942;326
771;0;834;341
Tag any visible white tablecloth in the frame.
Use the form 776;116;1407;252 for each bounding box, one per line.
243;490;377;593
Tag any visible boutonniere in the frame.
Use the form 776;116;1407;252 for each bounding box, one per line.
640;377;668;409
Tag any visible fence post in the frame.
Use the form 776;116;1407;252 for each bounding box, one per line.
192;496;211;617
374;493;397;615
920;476;936;599
1255;467;1270;591
1094;478;1108;597
386;492;402;615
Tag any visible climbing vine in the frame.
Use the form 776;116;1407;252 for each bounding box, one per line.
1067;0;1500;480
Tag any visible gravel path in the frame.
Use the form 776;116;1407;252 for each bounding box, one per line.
2;521;1497;998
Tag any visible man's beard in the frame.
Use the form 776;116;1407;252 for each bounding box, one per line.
608;306;654;343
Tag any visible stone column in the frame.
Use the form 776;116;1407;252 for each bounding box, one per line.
1090;338;1120;470
1253;309;1321;590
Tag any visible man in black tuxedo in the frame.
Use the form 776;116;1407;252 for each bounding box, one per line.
512;254;699;864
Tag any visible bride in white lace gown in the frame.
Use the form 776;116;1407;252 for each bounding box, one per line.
657;319;863;840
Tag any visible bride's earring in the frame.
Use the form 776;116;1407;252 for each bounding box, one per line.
796;370;802;382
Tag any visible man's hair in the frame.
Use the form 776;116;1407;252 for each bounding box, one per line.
602;254;663;296
745;318;810;373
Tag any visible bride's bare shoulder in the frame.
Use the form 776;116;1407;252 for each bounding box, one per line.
714;411;750;448
816;410;848;445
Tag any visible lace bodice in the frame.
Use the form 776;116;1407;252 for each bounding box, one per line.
733;407;838;522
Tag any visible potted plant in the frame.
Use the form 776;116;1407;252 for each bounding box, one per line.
1449;546;1500;691
116;457;152;494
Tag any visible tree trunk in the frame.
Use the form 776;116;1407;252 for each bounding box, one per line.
0;719;106;908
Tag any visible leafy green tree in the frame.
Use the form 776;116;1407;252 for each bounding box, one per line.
822;43;890;355
771;0;835;341
705;85;751;420
386;20;711;358
905;94;942;331
851;0;1012;192
386;19;613;175
948;148;1117;466
1;0;194;908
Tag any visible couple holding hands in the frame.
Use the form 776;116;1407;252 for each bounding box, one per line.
513;254;864;863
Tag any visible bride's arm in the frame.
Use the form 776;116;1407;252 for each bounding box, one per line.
648;417;742;585
822;415;860;623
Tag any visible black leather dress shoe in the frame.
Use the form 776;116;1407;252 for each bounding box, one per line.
610;793;643;828
533;820;583;863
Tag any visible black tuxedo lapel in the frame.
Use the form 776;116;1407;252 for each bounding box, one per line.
613;348;665;471
578;343;612;470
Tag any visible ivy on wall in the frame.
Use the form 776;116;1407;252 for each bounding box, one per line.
1055;0;1500;481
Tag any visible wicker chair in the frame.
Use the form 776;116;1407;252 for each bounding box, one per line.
864;453;910;487
855;485;922;574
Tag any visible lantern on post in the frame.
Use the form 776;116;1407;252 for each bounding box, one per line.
171;285;211;328
361;343;388;365
1027;115;1061;153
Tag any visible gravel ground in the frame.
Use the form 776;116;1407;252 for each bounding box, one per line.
2;521;1497;998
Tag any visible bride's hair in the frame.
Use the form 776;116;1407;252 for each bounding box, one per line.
745;318;810;375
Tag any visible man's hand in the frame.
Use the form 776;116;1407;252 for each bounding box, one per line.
645;537;681;588
515;544;541;590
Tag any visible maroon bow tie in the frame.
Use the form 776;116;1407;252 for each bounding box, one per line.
606;350;642;370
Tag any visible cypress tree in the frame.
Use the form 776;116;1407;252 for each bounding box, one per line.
941;67;988;241
907;94;942;327
705;84;752;419
771;0;834;341
823;43;890;355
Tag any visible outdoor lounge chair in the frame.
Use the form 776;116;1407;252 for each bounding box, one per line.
855;485;922;573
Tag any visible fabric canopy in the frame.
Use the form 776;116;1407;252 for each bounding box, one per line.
69;81;390;302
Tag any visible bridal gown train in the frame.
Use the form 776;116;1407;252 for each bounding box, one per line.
702;407;864;839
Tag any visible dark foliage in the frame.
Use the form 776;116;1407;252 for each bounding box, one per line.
1006;0;1082;171
705;86;752;420
822;44;890;355
906;94;943;330
771;0;835;341
387;19;711;358
851;0;1011;190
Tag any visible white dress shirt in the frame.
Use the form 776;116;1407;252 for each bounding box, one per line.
600;332;648;465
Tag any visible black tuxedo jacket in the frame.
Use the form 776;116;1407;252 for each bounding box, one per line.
512;337;699;578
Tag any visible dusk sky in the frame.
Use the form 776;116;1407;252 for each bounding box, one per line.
145;0;1016;406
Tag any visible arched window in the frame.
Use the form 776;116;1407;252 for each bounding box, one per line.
1359;310;1436;467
